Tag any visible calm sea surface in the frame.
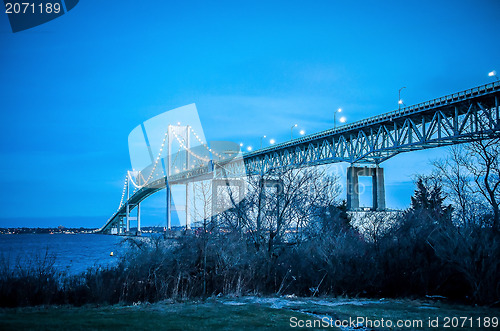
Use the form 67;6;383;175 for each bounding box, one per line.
0;234;128;275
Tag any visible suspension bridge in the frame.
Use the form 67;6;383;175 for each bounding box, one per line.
97;81;500;235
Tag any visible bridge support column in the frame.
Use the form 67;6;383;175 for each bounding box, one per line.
118;217;124;235
137;203;141;234
125;172;131;234
211;179;246;224
346;167;359;210
185;183;191;230
124;204;139;235
257;179;284;237
185;126;191;231
373;167;385;210
346;166;385;211
126;204;130;233
166;184;172;230
166;126;172;231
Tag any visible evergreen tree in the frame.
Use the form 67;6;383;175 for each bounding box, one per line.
409;177;452;225
410;178;430;211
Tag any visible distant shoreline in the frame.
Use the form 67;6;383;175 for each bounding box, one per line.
0;226;181;235
0;227;97;235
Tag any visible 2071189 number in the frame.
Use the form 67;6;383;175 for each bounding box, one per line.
5;2;61;14
442;317;498;328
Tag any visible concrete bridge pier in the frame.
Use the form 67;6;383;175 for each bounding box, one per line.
211;179;246;224
185;183;191;230
124;203;140;235
347;166;385;211
137;203;141;233
166;184;172;230
116;217;125;235
165;182;191;231
257;179;284;238
126;204;130;233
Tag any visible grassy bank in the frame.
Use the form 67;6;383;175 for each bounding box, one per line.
0;300;310;331
1;297;498;330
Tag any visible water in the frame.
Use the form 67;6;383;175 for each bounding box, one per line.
0;234;127;275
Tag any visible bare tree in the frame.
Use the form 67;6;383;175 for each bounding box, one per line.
427;223;500;304
191;180;213;227
465;139;500;230
219;166;340;255
433;139;500;230
353;212;398;248
433;146;480;225
428;139;500;303
190;180;214;296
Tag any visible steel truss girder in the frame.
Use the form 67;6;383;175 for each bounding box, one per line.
243;83;500;175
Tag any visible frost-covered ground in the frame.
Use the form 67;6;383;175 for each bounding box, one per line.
220;296;497;330
1;296;498;330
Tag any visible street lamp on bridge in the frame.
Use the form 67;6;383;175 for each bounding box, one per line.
489;70;499;81
290;124;298;140
399;86;406;111
334;108;342;129
260;135;267;149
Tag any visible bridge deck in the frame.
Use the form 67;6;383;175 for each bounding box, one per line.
243;81;500;173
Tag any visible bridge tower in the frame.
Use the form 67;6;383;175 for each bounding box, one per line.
124;171;141;235
346;166;385;211
165;124;192;232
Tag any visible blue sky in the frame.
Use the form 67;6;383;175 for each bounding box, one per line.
1;0;499;227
